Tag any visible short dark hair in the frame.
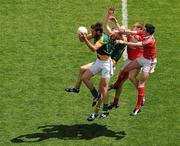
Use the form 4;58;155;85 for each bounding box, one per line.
145;24;155;35
91;22;103;33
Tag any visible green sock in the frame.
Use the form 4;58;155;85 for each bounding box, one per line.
90;87;98;98
102;104;108;112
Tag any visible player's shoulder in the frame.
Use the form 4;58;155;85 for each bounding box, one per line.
102;33;109;39
146;35;155;42
98;33;110;44
143;35;155;45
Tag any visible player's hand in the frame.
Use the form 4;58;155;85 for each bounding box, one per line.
80;33;87;41
119;26;126;34
108;7;115;15
109;16;118;23
79;34;85;42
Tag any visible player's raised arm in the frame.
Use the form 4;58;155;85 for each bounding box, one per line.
104;7;115;35
108;15;126;35
109;16;120;30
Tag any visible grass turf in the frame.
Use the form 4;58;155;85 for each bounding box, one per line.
0;0;179;145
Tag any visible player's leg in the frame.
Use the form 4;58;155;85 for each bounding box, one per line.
75;63;93;89
87;74;109;121
98;77;110;119
108;75;128;109
109;59;139;91
108;59;130;109
87;98;102;121
87;76;110;121
81;69;96;91
108;86;122;109
128;68;146;106
65;62;93;93
109;59;130;91
128;68;140;89
123;60;141;72
109;69;129;90
81;67;101;106
87;59;112;120
130;71;150;116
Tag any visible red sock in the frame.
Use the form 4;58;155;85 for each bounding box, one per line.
113;70;128;89
135;87;145;109
113;97;119;105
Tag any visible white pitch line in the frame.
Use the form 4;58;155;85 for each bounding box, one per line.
121;0;128;60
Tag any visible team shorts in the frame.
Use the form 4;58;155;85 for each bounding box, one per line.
89;58;114;78
122;59;133;69
137;56;157;73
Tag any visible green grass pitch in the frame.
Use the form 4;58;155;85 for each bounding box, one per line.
0;0;179;145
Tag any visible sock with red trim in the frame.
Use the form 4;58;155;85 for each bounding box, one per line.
135;87;145;109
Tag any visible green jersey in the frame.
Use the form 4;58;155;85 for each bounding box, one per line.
111;43;126;63
94;33;112;56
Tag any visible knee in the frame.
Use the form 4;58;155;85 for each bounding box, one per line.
80;66;86;74
123;65;130;72
128;74;135;82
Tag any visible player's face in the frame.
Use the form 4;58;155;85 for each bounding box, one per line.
132;23;142;31
91;29;100;37
91;29;96;36
143;28;148;36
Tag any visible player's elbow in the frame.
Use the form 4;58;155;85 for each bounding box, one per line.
92;48;97;52
91;46;98;52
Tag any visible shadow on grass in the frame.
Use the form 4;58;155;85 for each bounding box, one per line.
11;123;126;143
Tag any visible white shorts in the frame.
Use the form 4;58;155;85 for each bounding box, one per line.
89;58;114;78
122;59;133;69
137;56;157;73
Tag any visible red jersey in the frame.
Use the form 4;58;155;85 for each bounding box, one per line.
127;34;143;60
142;35;156;59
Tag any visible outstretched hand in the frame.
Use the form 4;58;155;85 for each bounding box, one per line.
109;16;118;23
108;7;115;15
